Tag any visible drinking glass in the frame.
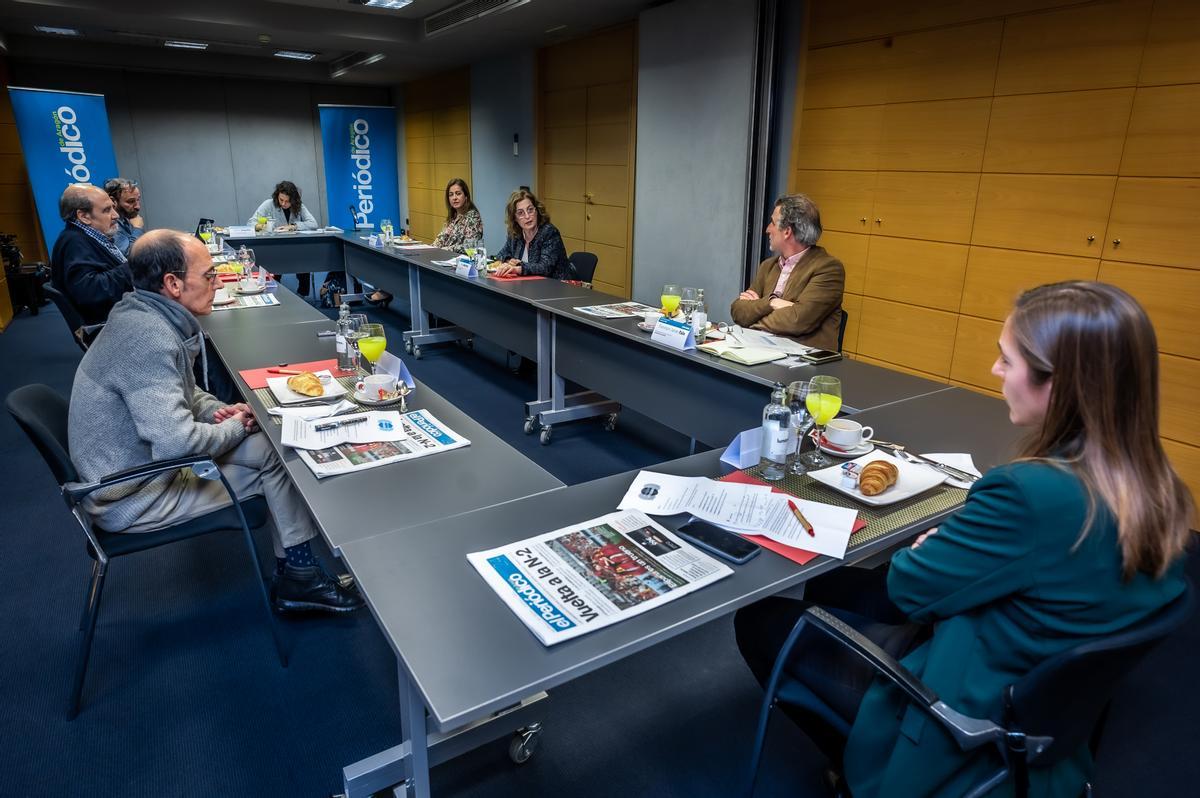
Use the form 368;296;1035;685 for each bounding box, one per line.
802;375;842;468
357;323;387;374
680;286;700;322
345;313;368;373
464;236;480;259
661;284;681;317
787;380;813;475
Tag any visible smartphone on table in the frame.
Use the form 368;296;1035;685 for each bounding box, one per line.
800;349;842;364
676;517;760;565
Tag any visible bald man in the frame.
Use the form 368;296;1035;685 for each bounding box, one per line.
50;184;133;326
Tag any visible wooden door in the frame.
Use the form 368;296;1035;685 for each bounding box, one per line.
405;70;471;242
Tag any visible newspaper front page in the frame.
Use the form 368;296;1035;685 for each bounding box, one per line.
468;510;733;646
294;408;469;478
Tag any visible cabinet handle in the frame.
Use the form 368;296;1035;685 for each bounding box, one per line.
860;217;867;224
586;214;591;221
875;218;882;225
1087;235;1095;243
1112;238;1121;247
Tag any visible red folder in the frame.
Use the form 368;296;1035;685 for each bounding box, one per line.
237;358;354;390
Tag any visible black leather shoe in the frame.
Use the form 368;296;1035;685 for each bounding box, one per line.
274;565;364;614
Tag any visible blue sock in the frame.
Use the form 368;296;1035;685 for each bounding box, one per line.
284;541;317;569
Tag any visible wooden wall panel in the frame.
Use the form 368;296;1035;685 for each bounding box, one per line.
1104;178;1200;268
884;22;1004;103
1161;438;1200;502
949;315;1004;390
794;106;882;171
961;247;1099;321
841;292;863;353
818;230;869;295
877;99;991;172
1160;353;1200;446
857;297;959;376
983;89;1134;175
864;237;968;312
792;170;875;233
803;40;889;109
871;172;979;243
1139;0;1200;86
972;174;1115;257
1098;261;1200;359
1121;85;1200;178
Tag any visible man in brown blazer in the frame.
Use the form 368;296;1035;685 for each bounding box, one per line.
730;193;845;351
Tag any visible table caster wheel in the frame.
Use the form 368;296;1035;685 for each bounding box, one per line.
413;346;422;359
539;426;552;445
404;339;413;354
603;412;618;432
508;723;542;765
523;417;538;434
465;337;474;350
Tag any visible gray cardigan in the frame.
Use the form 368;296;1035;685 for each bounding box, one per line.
248;198;318;230
68;290;246;531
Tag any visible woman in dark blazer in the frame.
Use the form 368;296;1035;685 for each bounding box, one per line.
736;281;1193;797
494;188;574;280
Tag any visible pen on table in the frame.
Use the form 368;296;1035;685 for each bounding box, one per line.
268;368;301;375
787;499;815;537
313;416;367;432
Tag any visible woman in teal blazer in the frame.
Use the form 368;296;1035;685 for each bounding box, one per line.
736;281;1193;797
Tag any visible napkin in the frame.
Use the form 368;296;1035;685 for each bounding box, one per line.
922;452;982;489
267;399;357;421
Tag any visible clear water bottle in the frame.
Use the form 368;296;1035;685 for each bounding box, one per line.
335;303;354;371
691;288;708;341
759;382;791;481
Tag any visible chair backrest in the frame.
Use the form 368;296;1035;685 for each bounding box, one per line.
837;309;849;352
569;251;599;283
6;384;79;487
1008;580;1194;764
43;285;90;353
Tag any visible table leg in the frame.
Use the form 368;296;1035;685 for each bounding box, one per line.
525;312;620;438
398;664;432;798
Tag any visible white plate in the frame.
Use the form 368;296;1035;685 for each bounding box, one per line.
211;294;236;306
636;320;657;332
235;285;266;295
808;450;946;506
818;439;875;457
265;370;349;405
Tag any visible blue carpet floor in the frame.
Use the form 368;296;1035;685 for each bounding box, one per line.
1;285;1196;797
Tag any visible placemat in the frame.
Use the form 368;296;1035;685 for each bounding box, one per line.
254;375;394;425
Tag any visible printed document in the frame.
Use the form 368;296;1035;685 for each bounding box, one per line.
290;408;469;478
281;411;408;450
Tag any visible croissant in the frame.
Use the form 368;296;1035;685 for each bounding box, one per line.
859;460;899;496
286;371;325;397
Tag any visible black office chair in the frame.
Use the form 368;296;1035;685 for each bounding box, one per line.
5;384;287;719
745;583;1194;798
837;309;849;352
568;251;599;283
44;285;104;352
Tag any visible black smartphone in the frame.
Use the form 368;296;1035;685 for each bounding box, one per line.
676;518;761;564
801;349;842;364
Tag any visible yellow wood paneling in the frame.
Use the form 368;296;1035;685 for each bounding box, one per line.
543;198;584;240
885;21;1004;104
544;89;587;127
857;297;959;376
562;236;587;260
871;171;979;243
803;39;889;108
587;82;632;125
1161;438;1200;502
0;276;12;332
542;26;634;90
1140;0;1200;86
0;154;29;184
543;164;585;201
407;162;433;191
793;170;875;234
1099;261;1200;359
1160;353;1200;446
961;247;1099;321
586;123;629;166
587;241;628;291
409;212;441;241
1104;178;1200;268
807;0;1083;47
864;236;969;312
404;110;433;138
405;136;431;164
950;315;1004;390
877;98;991;172
433;163;469;191
995;0;1153;95
794;105;882;171
853;353;951;385
543;126;586;165
819;231;869;295
841;292;863;353
433;133;470;165
1121;85;1200;178
972;174;1115;257
432;106;470;136
983;88;1135;175
584;165;629;206
406;187;432;216
585;203;627;248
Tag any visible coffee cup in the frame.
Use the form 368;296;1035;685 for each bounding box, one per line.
356;373;397;400
642;310;662;327
238;277;258;292
824;418;874;448
212;288;231;304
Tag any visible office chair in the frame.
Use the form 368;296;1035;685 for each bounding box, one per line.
745;583;1193;798
837;309;849;352
568;251;599;283
6;384;287;719
44;285;104;352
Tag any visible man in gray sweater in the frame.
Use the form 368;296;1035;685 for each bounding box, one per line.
68;229;361;614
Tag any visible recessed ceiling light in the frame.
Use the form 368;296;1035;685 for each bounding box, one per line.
330;51;386;78
545;25;567;34
35;26;81;36
164;40;208;50
274;50;318;61
360;0;413;9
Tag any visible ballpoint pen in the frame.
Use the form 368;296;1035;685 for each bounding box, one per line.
313;416;367;432
787;499;815;537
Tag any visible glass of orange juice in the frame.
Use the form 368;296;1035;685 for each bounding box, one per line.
357;323;387;375
661;284;681;316
802;375;842;468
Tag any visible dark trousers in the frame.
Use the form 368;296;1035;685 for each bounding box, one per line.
734;567;928;769
296;272;311;297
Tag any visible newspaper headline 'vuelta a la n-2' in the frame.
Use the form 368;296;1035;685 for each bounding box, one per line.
468;510;732;646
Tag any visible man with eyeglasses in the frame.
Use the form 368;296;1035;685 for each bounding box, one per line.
50;183;133;326
104;177;145;257
68;230;363;615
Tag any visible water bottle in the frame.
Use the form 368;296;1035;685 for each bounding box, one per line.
335;303;354;371
691;288;708;341
759;382;791;481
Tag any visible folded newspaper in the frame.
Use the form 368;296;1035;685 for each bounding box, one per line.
468;510;732;646
292;408;469;478
572;302;658;319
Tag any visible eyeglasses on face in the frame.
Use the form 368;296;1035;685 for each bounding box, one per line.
172;268;219;282
514;207;538;218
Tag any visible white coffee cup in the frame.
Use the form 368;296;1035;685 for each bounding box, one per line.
642;310;662;327
356;373;397;399
212;288;231;304
238;277;258;292
824;418;874;448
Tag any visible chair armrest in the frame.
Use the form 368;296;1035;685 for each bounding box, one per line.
64;455;217;501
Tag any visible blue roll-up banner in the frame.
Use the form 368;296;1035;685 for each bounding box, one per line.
8;87;120;252
318;105;400;231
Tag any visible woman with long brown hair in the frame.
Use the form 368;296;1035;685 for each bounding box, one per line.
494;188;573;279
735;281;1193;797
431;177;483;253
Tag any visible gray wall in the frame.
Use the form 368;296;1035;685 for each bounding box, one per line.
8;63;389;233
469;52;537;254
632;0;760;311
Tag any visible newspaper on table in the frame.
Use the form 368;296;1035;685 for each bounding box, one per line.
723;325;814;357
290;408;469;478
281;410;409;450
469;510;733;646
211;293;280;311
573;301;659;319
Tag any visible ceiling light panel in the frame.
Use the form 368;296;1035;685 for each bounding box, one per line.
164;40;209;50
274;50;318;60
34;26;81;36
361;0;413;9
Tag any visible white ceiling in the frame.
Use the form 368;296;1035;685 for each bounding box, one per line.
0;0;665;85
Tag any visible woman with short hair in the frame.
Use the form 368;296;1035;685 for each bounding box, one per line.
493;188;573;280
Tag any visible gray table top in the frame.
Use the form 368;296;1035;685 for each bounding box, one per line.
204;322;565;553
197;286;327;334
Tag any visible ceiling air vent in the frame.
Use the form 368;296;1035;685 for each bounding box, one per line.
424;0;531;38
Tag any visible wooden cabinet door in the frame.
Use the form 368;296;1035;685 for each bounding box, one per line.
972;174;1114;257
792;170;875;234
871;171;979;244
1104;178;1200;268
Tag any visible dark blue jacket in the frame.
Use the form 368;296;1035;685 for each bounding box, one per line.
495;223;574;279
50;223;134;326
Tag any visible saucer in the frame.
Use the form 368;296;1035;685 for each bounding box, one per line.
817;439;875;457
636;320;658;332
212;294;236;306
235;285;266;295
353;389;407;407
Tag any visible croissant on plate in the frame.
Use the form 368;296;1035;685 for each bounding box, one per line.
286;371;325;397
859;460;899;496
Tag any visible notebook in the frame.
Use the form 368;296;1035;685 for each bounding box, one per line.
697;342;787;366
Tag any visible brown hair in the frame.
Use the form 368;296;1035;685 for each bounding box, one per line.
272;180;302;211
444;178;477;224
504;188;549;239
1010;281;1194;579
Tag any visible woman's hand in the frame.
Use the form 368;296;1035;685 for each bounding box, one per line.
495;260;523;277
911;527;938;550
